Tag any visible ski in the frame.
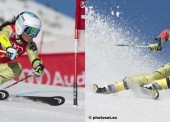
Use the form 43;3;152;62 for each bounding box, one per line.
0;90;9;100
132;86;159;99
15;95;65;106
140;86;159;99
0;90;65;106
93;84;109;94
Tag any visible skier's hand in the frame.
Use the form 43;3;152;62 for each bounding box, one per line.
149;37;162;52
34;64;44;77
6;47;18;60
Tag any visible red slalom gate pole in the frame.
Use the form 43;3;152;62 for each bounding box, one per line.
74;28;78;106
74;0;85;106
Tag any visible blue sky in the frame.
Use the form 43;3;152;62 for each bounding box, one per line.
87;0;170;38
33;0;76;18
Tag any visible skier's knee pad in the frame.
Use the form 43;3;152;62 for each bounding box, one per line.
8;62;22;77
108;80;126;93
117;81;126;91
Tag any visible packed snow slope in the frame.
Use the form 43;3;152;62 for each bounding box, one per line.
86;7;170;122
0;81;85;122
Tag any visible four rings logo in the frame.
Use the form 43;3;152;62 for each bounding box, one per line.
20;68;85;87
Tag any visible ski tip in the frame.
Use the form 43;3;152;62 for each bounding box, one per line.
152;90;159;99
0;90;9;100
22;96;65;106
93;84;98;93
51;96;65;106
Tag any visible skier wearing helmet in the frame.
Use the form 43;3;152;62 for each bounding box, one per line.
0;11;44;84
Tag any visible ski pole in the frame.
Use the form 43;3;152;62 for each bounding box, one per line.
112;44;149;48
88;43;149;48
0;50;6;53
3;74;34;90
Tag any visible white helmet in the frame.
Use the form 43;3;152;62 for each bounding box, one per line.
15;11;42;37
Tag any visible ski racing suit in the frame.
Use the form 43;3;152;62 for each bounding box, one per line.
107;30;170;93
0;24;43;84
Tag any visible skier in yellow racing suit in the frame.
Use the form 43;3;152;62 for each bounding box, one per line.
94;29;170;99
0;11;44;84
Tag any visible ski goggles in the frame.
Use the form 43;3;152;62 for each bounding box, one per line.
23;26;40;37
17;17;41;37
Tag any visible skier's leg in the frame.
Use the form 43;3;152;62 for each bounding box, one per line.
123;62;170;87
0;62;22;84
144;77;170;90
94;62;170;94
93;72;162;94
142;77;170;99
94;80;128;94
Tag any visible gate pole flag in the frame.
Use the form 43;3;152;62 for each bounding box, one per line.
74;0;85;106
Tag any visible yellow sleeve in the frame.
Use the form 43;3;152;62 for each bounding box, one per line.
168;31;170;41
26;41;43;68
0;26;12;50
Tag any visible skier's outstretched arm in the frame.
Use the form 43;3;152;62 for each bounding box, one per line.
26;41;44;77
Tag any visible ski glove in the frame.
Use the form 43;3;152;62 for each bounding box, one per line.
149;37;162;52
34;64;44;77
6;47;18;60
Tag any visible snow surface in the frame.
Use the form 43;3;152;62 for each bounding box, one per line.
0;81;85;122
86;7;170;122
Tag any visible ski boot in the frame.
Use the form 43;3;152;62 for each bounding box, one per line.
93;84;118;94
93;84;108;94
143;82;159;99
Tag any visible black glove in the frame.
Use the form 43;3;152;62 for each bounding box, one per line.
34;64;44;77
149;37;162;52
